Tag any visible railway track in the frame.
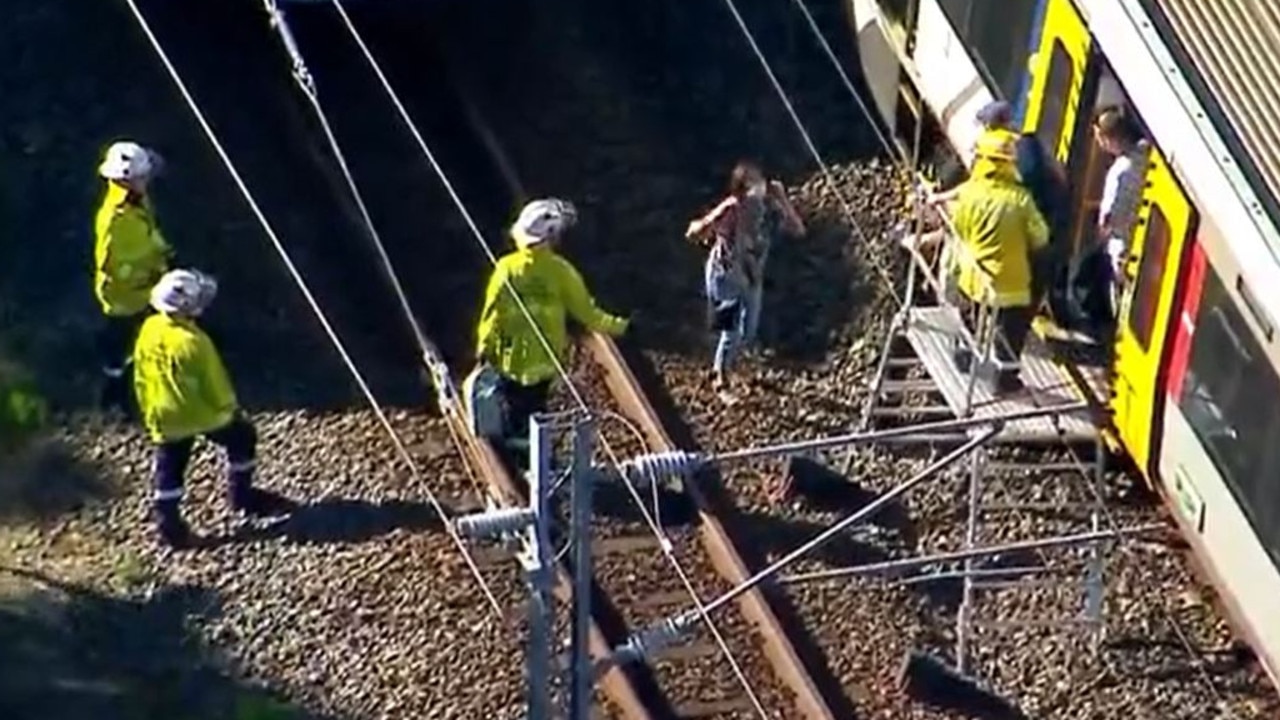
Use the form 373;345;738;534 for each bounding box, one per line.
433;329;846;717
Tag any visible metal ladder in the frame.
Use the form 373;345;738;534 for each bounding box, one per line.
953;435;1109;673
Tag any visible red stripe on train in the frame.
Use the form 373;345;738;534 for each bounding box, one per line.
1166;238;1208;400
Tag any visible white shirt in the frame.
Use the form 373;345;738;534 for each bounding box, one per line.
1099;149;1146;242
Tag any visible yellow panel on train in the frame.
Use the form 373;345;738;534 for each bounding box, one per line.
1111;148;1196;476
1021;0;1090;161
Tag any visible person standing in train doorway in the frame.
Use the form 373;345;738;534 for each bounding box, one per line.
1092;105;1150;327
1051;106;1149;342
475;198;629;452
686;160;806;353
93;140;174;417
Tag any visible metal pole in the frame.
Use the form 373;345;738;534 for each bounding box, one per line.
709;402;1087;464
777;524;1165;585
526;415;555;720
956;437;985;672
698;429;998;617
569;418;596;719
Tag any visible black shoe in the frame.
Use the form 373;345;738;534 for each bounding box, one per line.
234;488;296;518
155;512;193;549
993;370;1025;396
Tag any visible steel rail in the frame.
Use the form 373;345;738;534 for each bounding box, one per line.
586;333;845;720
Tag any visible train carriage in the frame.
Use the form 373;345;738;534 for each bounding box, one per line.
849;0;1280;687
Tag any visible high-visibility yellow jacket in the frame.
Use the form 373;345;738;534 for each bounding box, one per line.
949;169;1049;308
94;183;172;317
476;246;628;387
133;313;238;443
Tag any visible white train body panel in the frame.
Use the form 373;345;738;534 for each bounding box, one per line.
851;0;1280;686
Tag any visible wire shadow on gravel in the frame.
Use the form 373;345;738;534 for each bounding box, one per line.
590;483;699;528
199;499;447;549
0;439;114;526
0;567;327;720
783;455;916;539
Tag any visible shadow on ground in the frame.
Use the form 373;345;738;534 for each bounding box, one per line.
196;497;449;549
0;568;332;720
0;437;116;526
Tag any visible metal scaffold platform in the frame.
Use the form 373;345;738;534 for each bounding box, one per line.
842;228;1122;681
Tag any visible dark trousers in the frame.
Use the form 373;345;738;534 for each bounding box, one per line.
947;285;1033;365
153;417;257;511
96;312;147;411
497;376;552;441
1052;245;1116;337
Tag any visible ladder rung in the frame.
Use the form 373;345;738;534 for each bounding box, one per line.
967;617;1100;629
985;461;1094;474
979;502;1101;513
879;379;939;393
970;577;1089;591
871;405;955;418
885;357;921;368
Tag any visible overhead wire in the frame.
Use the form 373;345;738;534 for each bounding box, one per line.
715;0;906;313
119;0;504;620
259;0;490;504
780;0;1242;709
321;0;769;712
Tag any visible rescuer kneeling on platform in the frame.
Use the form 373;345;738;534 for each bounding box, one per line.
134;270;294;547
476;199;629;447
93;140;174;415
906;132;1049;394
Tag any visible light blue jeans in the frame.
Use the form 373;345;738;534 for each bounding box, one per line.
713;301;748;376
742;241;771;345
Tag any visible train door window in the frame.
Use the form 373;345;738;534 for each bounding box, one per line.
1035;40;1074;152
1126;205;1173;350
1179;268;1280;567
937;0;1038;100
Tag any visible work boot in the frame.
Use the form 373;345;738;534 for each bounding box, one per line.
232;487;296;518
992;368;1025;396
153;502;192;549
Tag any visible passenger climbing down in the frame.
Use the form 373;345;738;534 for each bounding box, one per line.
93;141;175;416
476;198;629;448
133;269;294;548
686;161;805;350
905;133;1050;394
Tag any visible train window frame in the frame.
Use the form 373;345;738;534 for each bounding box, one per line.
936;0;1038;101
1126;205;1173;350
1179;268;1280;570
1035;39;1074;156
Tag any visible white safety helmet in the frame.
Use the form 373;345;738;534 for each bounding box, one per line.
150;269;218;317
98;141;164;181
510;198;578;248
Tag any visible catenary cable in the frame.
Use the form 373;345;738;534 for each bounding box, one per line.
120;0;504;619
321;1;769;712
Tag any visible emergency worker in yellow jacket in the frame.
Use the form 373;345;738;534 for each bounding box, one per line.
93;141;174;413
134;269;293;547
905;133;1049;393
476;198;629;442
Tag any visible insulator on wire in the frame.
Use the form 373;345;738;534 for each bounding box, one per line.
615;451;704;488
610;612;698;667
455;508;535;539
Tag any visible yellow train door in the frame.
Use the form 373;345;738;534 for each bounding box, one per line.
1112;148;1196;475
1021;0;1091;160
